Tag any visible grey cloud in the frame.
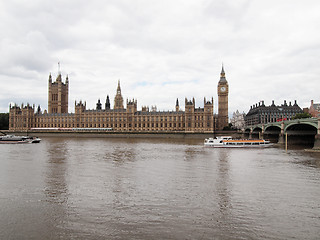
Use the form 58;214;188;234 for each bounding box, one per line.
0;0;320;114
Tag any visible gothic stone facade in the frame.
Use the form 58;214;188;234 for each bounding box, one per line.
217;66;229;130
48;72;69;114
230;110;245;130
9;67;229;132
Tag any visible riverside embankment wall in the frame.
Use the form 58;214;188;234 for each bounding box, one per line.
5;130;242;139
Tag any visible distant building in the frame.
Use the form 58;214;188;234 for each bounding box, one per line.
230;110;245;130
244;100;303;126
309;100;320;117
9;66;230;132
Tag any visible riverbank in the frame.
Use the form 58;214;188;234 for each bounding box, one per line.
304;149;320;153
4;130;242;139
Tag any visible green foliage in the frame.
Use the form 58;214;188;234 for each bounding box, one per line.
0;113;9;130
292;112;312;120
223;123;233;131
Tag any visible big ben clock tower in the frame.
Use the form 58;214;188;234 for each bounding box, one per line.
217;65;229;130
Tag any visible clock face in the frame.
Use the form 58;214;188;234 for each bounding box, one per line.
220;87;226;92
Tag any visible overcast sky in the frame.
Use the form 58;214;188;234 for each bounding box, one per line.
1;0;319;116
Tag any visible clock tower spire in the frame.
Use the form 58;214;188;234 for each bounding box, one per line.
114;79;124;110
217;64;229;130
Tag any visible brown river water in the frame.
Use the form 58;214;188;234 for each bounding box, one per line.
0;137;320;239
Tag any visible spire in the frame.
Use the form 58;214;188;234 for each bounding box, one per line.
55;62;62;82
105;95;110;110
176;98;179;112
117;79;121;94
49;73;52;83
114;80;124;109
221;63;225;77
56;73;62;82
219;64;227;83
58;62;61;75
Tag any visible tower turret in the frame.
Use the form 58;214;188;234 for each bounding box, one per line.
217;64;229;130
204;97;214;132
105;95;110;110
185;97;195;132
48;64;69;114
114;80;124;110
96;99;102;110
176;98;179;112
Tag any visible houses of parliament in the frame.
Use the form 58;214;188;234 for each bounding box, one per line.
9;66;229;133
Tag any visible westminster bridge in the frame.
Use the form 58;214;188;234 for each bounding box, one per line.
244;117;320;149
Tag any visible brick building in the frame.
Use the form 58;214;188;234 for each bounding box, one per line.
309;100;320;117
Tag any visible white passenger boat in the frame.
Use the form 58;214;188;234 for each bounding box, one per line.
0;135;41;144
204;136;272;148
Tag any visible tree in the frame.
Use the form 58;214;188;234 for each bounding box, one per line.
223;123;233;131
292;112;312;120
0;113;9;130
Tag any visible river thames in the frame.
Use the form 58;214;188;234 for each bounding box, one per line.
1;137;320;239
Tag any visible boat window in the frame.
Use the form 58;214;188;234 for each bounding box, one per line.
245;143;251;145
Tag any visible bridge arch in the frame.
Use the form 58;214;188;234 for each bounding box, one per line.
284;123;317;146
265;125;281;132
243;128;251;138
252;127;262;132
284;122;317;132
252;127;262;139
244;128;251;133
264;125;281;142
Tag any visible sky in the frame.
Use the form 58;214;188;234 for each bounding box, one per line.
1;0;319;116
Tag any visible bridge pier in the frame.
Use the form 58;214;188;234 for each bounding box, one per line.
313;134;320;150
313;119;320;150
278;134;285;145
277;122;285;145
